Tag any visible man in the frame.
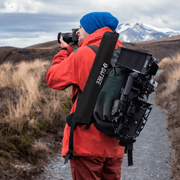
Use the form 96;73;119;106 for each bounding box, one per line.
46;12;124;180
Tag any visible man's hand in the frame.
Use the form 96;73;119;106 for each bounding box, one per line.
59;37;78;49
60;37;69;47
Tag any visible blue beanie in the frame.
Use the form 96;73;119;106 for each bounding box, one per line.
80;12;119;34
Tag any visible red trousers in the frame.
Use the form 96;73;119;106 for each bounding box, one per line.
70;157;123;180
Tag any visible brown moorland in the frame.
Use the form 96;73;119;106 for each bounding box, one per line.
0;35;180;179
1;35;180;66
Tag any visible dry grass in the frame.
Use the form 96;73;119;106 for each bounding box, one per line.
0;60;45;88
158;57;172;69
0;59;47;130
32;140;49;153
155;52;180;180
159;65;180;99
156;52;180;101
158;52;180;69
0;59;71;131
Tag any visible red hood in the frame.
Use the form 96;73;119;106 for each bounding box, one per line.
79;27;122;48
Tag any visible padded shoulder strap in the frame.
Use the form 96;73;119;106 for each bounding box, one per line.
88;45;99;54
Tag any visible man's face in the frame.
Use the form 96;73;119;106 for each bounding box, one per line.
76;25;89;44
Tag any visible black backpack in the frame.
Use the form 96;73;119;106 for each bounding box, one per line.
65;31;158;166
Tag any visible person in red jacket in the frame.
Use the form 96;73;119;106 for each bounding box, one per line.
46;12;124;180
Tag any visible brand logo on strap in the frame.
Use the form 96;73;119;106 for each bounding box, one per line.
96;63;108;87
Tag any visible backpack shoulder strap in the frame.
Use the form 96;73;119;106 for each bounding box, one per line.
71;45;98;105
88;45;99;54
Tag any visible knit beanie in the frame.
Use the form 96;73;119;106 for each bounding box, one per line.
80;12;119;34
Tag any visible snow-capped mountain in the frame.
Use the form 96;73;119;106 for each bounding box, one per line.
116;23;180;42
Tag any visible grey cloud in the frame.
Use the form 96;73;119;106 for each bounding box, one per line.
0;2;5;9
0;13;80;34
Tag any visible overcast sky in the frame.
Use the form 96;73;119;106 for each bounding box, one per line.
1;0;180;48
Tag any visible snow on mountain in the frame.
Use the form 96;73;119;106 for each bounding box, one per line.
116;23;180;42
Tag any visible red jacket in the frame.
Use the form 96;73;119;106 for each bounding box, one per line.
46;27;124;158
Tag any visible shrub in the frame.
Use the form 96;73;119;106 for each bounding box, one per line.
0;150;10;160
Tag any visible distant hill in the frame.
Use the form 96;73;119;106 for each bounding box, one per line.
123;35;180;61
0;35;180;65
0;42;61;65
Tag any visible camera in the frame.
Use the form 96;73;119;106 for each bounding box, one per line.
57;28;79;44
111;47;159;148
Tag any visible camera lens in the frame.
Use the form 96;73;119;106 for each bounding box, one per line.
57;28;79;44
62;33;73;43
57;32;73;44
57;32;62;44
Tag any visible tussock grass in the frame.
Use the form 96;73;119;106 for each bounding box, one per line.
155;52;180;180
0;59;71;131
156;51;180;100
158;51;180;69
158;64;180;99
32;140;49;153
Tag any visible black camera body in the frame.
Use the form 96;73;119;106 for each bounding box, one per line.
57;28;79;44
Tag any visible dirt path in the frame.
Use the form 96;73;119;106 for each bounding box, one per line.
37;92;171;180
121;92;171;180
